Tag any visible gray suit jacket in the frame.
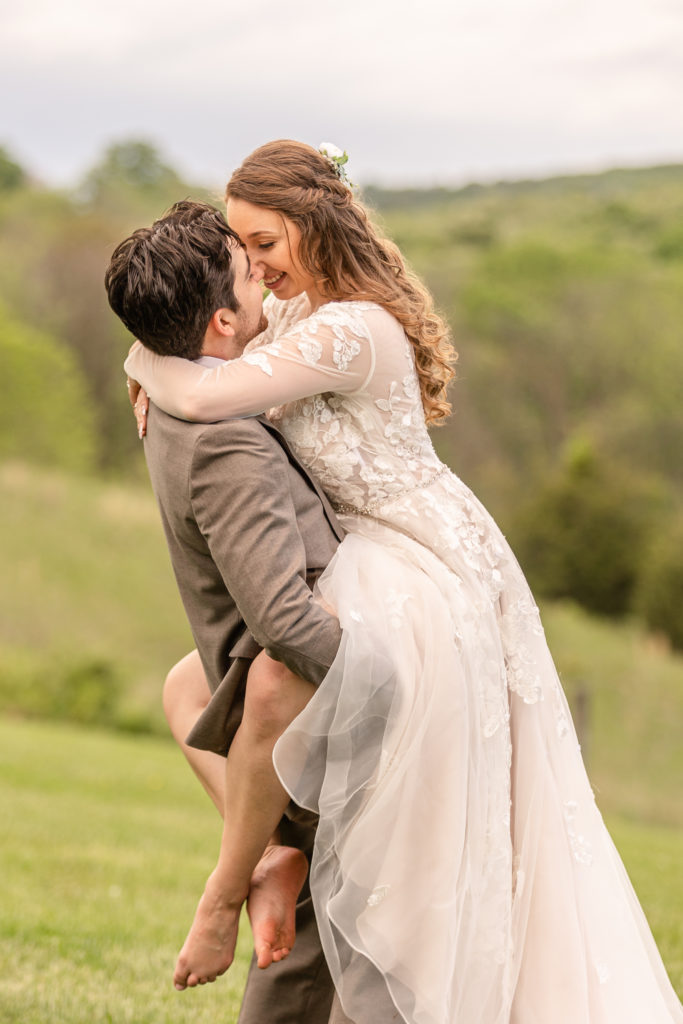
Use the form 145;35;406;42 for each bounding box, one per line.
143;402;344;757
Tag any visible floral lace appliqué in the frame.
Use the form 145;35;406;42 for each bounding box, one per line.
385;589;412;629
297;337;323;365
288;302;370;374
332;330;361;372
367;884;390;907
242;350;273;376
499;595;544;704
564;800;594;866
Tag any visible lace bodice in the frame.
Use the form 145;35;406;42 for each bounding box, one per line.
125;294;444;512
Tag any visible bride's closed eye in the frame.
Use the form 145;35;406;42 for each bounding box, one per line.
258;242;275;250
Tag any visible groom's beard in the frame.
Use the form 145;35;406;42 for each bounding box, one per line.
235;307;269;349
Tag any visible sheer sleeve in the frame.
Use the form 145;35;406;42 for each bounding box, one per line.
123;302;376;422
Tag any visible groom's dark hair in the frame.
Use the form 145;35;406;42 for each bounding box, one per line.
105;200;243;359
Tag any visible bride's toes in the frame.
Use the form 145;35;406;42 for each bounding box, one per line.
171;879;242;990
173;957;190;990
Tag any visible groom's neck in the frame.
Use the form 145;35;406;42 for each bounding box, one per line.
200;330;244;363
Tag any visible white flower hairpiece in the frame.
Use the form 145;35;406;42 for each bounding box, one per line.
318;141;354;188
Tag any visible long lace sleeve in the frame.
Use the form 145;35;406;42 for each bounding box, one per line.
123;302;376;422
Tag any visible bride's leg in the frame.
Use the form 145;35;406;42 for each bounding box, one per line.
174;652;316;990
163;650;226;813
164;651;310;976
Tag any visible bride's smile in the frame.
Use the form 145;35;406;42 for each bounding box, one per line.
226;197;326;310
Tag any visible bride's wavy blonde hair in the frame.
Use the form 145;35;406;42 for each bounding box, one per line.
226;140;456;424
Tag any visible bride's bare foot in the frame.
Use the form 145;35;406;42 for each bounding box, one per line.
173;870;245;990
247;845;309;969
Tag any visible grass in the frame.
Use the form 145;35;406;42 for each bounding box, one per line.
0;716;681;1024
0;460;193;731
1;459;683;831
607;817;683;994
0;716;250;1024
542;601;683;827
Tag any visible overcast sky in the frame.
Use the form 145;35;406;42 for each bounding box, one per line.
2;0;682;189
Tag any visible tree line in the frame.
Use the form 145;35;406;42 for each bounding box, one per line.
1;141;682;647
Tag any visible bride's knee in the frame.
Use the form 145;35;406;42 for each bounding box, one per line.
243;657;293;740
162;665;183;727
162;650;210;729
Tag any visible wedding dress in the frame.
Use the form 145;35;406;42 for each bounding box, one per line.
125;295;683;1024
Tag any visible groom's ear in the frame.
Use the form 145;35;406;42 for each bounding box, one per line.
211;308;236;337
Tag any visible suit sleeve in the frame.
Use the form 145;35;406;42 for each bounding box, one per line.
189;419;342;683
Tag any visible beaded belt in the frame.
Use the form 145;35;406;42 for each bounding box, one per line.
332;465;449;517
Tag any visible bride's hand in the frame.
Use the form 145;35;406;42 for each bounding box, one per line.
130;384;149;438
126;365;148;441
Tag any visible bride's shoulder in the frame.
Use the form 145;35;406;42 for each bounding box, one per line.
270;298;405;363
306;300;399;338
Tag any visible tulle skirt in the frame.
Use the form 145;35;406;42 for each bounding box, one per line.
273;517;683;1024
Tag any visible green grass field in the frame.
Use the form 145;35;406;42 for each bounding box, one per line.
2;459;683;828
1;460;682;1019
0;717;249;1024
0;461;193;732
0;716;681;1023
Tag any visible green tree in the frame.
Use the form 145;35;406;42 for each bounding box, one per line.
0;145;27;192
0;187;152;473
0;306;97;472
79;140;191;216
635;516;683;650
509;439;652;617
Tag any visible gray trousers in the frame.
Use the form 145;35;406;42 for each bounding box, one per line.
238;883;337;1023
237;812;336;1024
237;813;400;1024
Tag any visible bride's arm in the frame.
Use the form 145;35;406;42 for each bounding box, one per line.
123;305;376;422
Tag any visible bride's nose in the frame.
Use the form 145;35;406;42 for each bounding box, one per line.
247;248;266;280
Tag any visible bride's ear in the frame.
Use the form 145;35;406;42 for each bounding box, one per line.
211;308;236;337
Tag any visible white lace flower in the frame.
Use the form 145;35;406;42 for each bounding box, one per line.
297;337;323;365
386;588;412;629
402;372;419;401
366;884;390;907
332;333;361;372
375;381;399;414
564;801;594;866
243;351;273;376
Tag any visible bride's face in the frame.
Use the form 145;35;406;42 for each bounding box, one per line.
226;197;324;306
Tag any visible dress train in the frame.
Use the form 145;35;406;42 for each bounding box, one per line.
274;521;683;1024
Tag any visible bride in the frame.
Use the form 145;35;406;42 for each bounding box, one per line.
125;140;682;1023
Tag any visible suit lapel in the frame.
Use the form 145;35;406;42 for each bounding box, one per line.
256;415;345;544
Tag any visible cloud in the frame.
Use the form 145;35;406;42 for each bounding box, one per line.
1;0;681;185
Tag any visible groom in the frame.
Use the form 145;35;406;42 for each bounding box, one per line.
105;201;355;1023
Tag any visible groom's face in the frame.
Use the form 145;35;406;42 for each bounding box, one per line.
229;244;268;351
